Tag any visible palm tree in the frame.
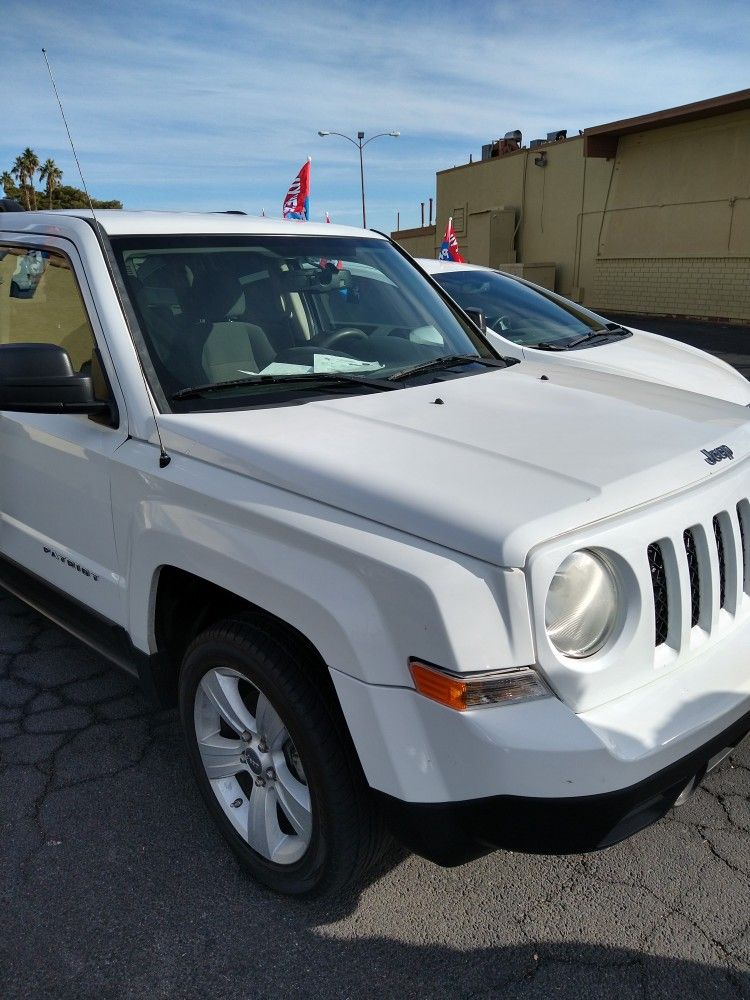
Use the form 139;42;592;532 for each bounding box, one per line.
1;171;16;197
20;148;40;210
39;159;63;208
11;155;30;209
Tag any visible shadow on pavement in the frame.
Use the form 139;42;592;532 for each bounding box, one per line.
2;575;749;998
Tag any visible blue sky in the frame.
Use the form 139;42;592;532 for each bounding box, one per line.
4;0;750;231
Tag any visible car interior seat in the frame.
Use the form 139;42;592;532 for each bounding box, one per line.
133;256;207;388
188;270;277;379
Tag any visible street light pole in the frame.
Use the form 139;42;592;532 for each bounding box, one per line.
317;129;400;229
357;132;366;228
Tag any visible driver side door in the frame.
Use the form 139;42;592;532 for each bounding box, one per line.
0;239;128;625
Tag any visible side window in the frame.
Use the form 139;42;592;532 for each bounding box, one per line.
0;245;96;372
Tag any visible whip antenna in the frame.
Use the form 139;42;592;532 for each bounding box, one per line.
41;48;171;469
42;47;98;223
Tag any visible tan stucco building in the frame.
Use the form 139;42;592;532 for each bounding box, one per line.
393;90;750;322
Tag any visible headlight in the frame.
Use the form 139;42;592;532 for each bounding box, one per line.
545;550;618;657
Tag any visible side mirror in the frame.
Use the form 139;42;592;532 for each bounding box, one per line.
0;343;109;415
464;307;487;334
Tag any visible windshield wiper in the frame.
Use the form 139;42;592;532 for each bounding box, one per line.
387;354;506;383
172;372;399;401
530;324;631;352
563;326;632;349
529;341;568;351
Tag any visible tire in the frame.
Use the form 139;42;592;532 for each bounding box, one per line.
178;619;385;897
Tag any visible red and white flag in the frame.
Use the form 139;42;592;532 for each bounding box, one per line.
282;158;311;220
438;216;464;262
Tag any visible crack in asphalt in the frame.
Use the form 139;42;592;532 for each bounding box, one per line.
0;598;176;877
1;589;749;1000
569;798;750;999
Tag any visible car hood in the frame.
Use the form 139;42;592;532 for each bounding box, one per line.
160;366;750;567
518;328;750;405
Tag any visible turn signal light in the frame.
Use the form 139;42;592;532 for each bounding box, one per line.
409;660;549;711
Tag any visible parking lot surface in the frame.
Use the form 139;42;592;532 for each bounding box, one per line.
2;324;750;1000
2;594;749;999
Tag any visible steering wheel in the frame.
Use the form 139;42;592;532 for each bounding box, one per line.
318;328;369;350
487;315;512;333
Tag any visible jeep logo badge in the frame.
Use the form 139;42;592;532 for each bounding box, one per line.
701;445;734;466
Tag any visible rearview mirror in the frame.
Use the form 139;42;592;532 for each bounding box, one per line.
0;343;109;414
279;266;353;293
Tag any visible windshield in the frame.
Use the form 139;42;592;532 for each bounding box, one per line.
110;235;496;409
432;268;613;347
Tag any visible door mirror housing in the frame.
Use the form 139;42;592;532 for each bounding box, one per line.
463;307;487;334
0;343;109;415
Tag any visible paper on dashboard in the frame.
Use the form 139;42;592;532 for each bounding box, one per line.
251;363;314;376
312;354;384;373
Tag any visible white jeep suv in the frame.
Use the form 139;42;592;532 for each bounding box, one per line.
0;210;748;896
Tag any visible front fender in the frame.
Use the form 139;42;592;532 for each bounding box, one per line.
111;443;535;687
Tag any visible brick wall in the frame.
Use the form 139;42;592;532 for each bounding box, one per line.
591;257;750;321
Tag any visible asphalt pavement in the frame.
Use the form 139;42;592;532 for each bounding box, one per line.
2;321;750;999
2;588;749;999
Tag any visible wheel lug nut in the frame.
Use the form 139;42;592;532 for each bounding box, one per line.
258;740;268;753
265;767;276;781
255;776;266;787
231;798;243;808
240;730;252;743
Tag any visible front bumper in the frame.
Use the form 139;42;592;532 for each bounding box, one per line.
373;707;750;865
331;603;750;863
332;614;750;805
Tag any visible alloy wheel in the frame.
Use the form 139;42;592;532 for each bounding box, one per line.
193;667;313;865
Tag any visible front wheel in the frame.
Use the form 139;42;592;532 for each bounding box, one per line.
179;620;384;896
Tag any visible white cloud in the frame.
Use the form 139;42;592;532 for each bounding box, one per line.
3;0;749;229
